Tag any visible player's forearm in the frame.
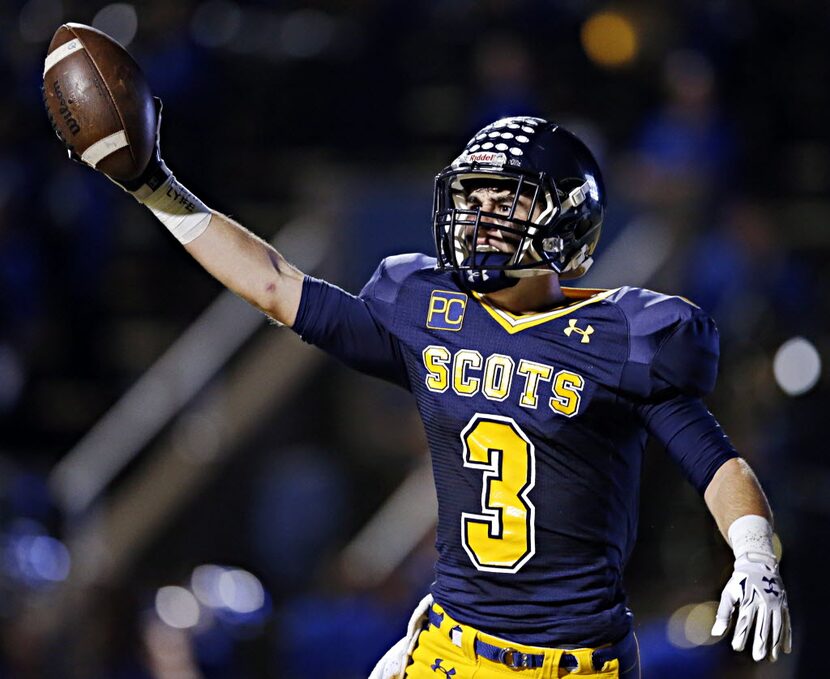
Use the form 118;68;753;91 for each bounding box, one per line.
110;151;305;326
704;457;772;541
183;212;304;326
706;457;789;660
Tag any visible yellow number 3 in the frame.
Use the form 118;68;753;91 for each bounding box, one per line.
461;414;536;573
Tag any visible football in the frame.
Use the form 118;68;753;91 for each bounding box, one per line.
42;23;156;181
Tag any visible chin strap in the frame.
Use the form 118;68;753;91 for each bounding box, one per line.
506;268;557;279
559;244;593;278
560;181;589;213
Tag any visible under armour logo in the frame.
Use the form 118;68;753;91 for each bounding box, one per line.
763;576;780;597
563;318;594;344
431;659;456;676
465;271;490;282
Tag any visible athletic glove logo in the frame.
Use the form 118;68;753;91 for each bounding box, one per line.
763;576;780;597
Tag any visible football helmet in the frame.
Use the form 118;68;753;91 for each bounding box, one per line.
432;117;605;290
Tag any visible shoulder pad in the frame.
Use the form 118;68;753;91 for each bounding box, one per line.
359;253;436;304
611;287;719;397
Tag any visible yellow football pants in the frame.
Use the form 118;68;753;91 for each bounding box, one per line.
405;604;640;679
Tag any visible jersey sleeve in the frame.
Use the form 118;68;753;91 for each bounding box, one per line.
616;288;720;398
290;254;432;388
636;394;739;494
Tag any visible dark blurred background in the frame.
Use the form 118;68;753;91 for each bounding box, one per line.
1;0;828;677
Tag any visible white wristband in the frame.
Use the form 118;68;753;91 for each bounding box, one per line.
139;174;212;244
727;514;775;561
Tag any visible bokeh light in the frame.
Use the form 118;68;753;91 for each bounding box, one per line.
217;568;265;614
191;564;266;615
581;11;639;68
92;3;138;47
6;530;71;585
773;336;822;396
155;586;201;629
191;564;227;608
667;601;719;649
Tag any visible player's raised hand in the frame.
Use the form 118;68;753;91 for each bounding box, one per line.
105;96;170;194
56;93;169;197
43;23;158;183
43;23;211;244
711;515;792;662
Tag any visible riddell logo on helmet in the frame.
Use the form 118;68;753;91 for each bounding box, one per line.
462;151;507;166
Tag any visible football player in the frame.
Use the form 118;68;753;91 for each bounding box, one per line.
70;111;791;677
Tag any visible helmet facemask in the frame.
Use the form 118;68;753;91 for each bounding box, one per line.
433;170;596;282
448;174;551;270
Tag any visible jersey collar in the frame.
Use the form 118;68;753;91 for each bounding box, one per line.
472;287;619;334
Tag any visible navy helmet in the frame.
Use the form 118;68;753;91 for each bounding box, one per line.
433;117;605;286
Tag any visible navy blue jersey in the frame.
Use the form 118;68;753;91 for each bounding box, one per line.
292;253;737;646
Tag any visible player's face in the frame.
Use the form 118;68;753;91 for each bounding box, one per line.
457;186;538;255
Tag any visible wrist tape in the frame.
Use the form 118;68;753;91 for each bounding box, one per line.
136;174;212;244
728;514;775;561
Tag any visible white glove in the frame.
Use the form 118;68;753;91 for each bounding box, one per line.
711;515;792;662
368;594;433;679
368;637;410;679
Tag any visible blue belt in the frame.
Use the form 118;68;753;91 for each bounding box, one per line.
427;607;634;672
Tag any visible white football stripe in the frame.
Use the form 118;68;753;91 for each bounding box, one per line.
43;38;85;76
81;130;129;167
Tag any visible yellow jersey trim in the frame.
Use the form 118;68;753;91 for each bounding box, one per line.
472;287;619;334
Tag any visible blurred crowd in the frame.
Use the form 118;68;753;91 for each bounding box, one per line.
1;0;828;677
